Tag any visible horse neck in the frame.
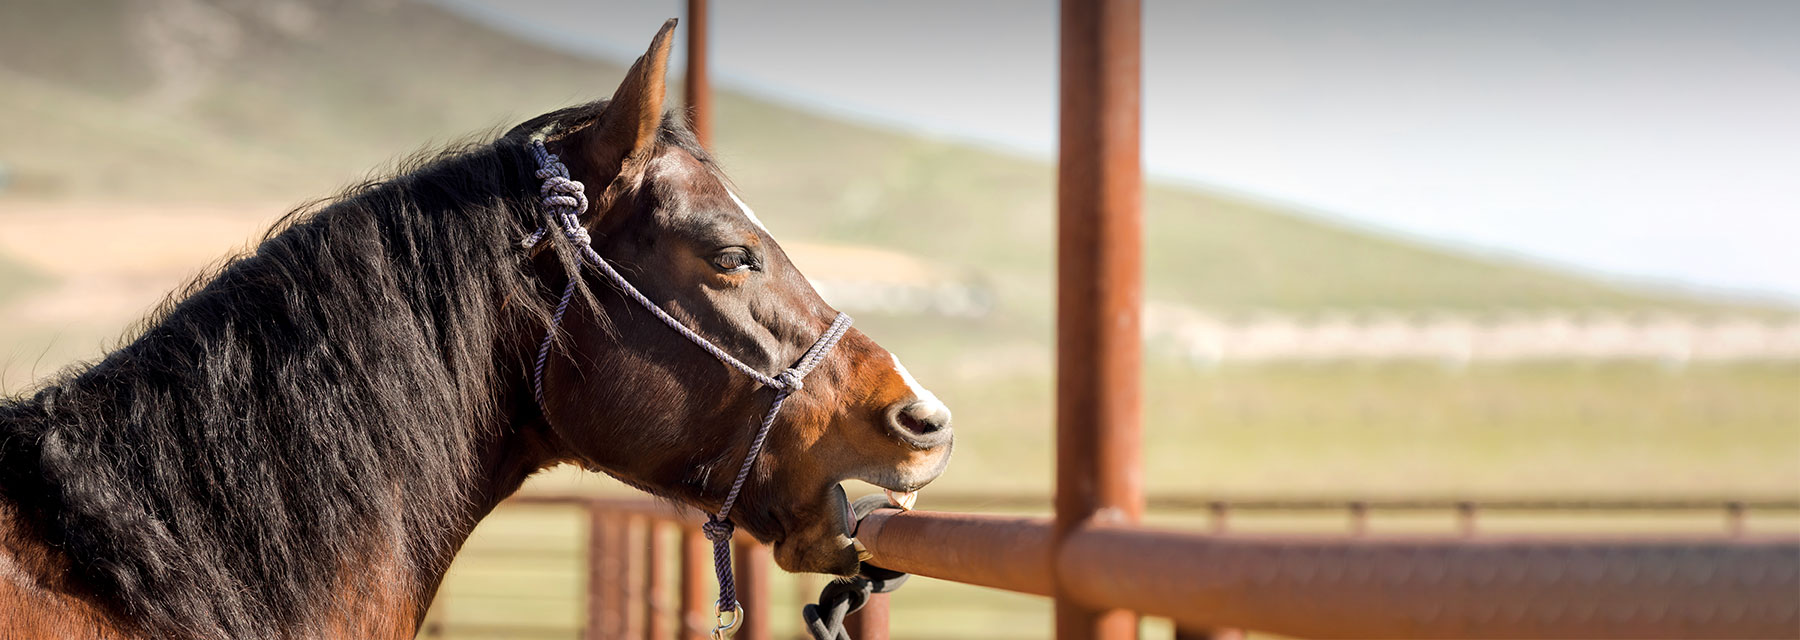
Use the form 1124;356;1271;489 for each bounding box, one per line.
342;402;551;639
0;170;560;638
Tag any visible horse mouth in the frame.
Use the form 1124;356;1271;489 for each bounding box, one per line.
766;447;951;575
767;483;861;575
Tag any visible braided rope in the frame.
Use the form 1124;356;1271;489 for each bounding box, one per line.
800;572;909;640
701;312;851;613
802;494;914;639
522;140;855;624
717;315;853;525
530;277;578;409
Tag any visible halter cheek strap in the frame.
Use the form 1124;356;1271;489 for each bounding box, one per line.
523;141;853;636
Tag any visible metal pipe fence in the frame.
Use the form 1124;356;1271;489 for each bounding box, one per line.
419;493;1800;639
420;2;1800;639
857;508;1799;639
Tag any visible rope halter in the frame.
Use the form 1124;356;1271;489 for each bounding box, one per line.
522;140;853;638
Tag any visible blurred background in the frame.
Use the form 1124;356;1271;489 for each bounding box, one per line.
1;1;1795;638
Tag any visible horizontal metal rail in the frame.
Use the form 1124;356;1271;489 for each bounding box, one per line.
856;508;1800;639
917;493;1796;538
439;494;1800;638
920;492;1800;512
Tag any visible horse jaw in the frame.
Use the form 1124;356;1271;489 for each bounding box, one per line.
768;484;862;575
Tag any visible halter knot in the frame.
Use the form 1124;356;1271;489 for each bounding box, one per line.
522;142;591;249
772;368;805;393
558;219;593;245
702;517;735;543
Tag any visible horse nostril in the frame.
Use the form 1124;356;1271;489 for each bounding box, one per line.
897;410;934;435
890;401;953;447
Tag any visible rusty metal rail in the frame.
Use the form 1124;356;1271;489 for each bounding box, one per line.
918;493;1800;538
857;507;1800;639
425;494;1800;638
922;493;1800;513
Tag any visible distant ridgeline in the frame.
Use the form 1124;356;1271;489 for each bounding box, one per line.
1145;304;1800;365
787;244;1797;364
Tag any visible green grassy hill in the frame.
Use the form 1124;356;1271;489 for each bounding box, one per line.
0;0;1768;316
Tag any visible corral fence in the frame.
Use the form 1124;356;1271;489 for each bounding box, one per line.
419;494;1800;639
426;1;1800;638
419;495;830;640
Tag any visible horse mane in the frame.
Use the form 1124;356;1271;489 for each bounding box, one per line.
0;115;621;637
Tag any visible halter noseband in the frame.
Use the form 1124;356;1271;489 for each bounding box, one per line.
522;141;852;637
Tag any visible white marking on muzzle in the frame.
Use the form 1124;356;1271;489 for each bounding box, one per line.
890;353;947;415
726;188;769;233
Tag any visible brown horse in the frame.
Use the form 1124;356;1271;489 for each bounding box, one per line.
0;20;952;640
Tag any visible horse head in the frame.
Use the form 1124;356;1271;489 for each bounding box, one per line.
526;21;953;575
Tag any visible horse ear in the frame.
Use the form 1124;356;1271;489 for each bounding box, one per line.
576;19;677;182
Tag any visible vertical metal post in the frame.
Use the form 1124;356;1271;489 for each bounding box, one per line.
645;521;671;640
1055;0;1143;638
684;0;712;148
732;539;773;640
589;506;623;640
586;505;602;640
623;516;647;640
678;528;710;640
845;593;892;640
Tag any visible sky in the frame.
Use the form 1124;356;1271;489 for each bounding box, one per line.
435;0;1800;303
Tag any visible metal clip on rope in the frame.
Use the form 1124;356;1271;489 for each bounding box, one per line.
711;606;742;640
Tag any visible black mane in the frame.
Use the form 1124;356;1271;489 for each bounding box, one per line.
0;100;719;638
0;128;560;638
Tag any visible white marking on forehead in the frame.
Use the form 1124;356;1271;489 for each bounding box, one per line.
725;188;769;233
890;353;945;408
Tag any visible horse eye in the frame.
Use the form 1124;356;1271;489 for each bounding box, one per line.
710;248;753;273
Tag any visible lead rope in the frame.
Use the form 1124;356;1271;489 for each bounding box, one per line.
801;495;913;640
522;140;854;638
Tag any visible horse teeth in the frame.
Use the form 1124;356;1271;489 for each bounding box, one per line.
885;489;918;511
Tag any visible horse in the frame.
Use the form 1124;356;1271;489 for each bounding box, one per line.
0;20;953;640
